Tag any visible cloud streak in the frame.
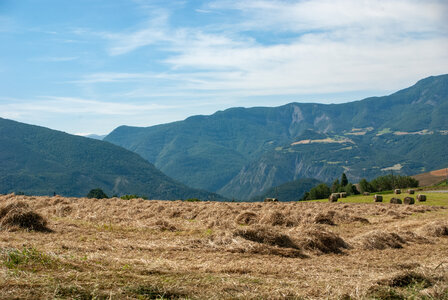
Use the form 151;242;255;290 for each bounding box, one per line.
71;0;446;103
78;0;448;98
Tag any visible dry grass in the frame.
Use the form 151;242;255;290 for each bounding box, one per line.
417;221;448;237
0;194;447;299
0;201;50;232
353;230;407;250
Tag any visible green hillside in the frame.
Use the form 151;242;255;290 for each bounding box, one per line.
249;178;321;202
105;74;448;199
0;118;226;200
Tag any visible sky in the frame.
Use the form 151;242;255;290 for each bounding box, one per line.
0;0;447;135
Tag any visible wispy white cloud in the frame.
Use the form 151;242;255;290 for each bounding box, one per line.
100;8;172;56
30;56;79;62
0;96;175;116
72;72;155;84
206;0;448;35
75;0;447;98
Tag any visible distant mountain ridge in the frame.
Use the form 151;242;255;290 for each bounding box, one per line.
105;74;448;199
0;118;226;200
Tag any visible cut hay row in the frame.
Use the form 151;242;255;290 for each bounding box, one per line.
0;194;440;230
0;201;50;232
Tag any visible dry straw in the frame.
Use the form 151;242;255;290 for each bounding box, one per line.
0;201;50;232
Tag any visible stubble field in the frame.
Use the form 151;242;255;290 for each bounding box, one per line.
0;193;447;299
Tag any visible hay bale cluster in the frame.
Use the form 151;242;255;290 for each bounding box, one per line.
0;201;50;232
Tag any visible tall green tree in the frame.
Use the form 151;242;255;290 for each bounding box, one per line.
341;173;348;187
331;179;341;193
359;178;373;193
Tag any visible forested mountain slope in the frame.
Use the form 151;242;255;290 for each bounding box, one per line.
0;118;226;200
105;74;448;199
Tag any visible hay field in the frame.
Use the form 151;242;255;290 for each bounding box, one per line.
0;194;447;299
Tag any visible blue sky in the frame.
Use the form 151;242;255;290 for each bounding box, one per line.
0;0;447;135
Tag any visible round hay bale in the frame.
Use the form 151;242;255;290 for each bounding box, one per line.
363;192;370;196
407;189;415;194
339;192;347;198
374;195;383;202
390;198;402;204
394;189;401;194
417;194;427;202
328;194;338;202
403;197;415;205
0;201;49;232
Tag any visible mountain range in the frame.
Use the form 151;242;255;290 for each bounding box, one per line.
0;118;226;200
105;74;448;199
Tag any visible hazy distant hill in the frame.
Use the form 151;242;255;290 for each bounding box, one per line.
105;74;448;199
86;134;106;140
0;118;226;200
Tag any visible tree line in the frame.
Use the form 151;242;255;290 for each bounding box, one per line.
301;173;419;201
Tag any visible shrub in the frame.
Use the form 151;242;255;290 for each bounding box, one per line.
302;183;331;200
86;188;108;199
184;198;201;202
368;175;419;192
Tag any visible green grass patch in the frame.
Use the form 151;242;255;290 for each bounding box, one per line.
1;247;56;269
307;192;448;206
